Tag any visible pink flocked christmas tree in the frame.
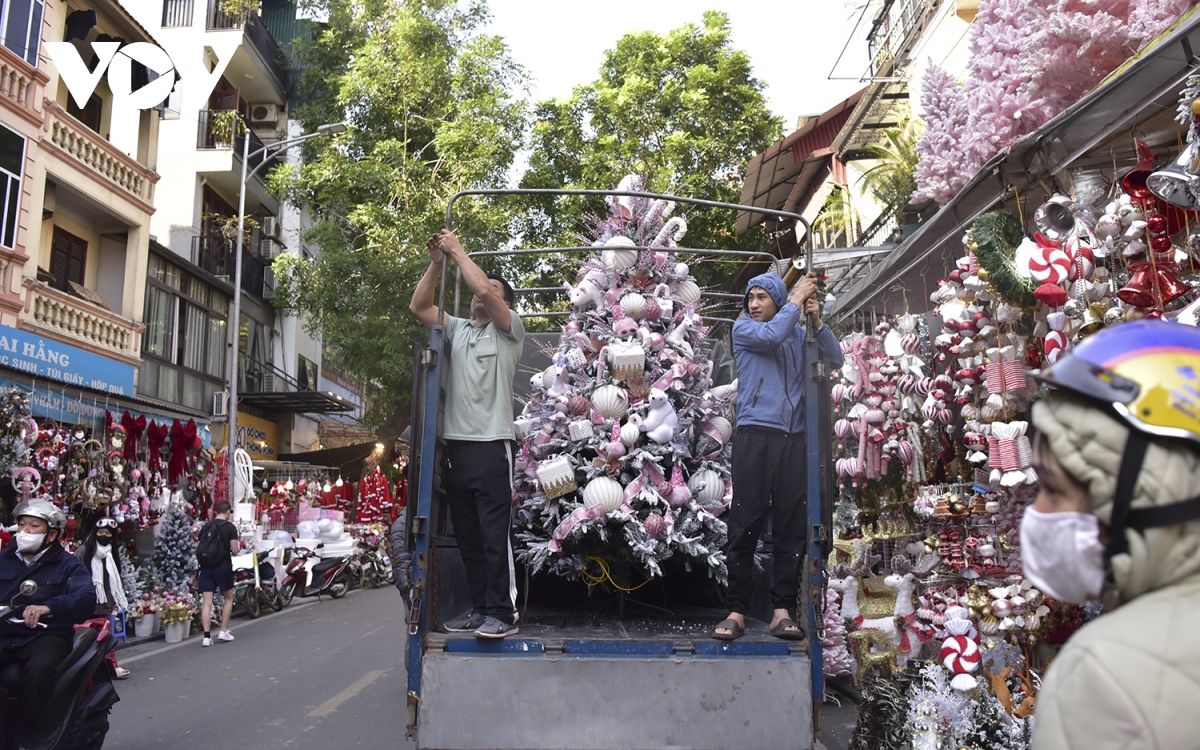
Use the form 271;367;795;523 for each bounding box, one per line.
913;64;971;206
822;587;853;677
1129;0;1200;41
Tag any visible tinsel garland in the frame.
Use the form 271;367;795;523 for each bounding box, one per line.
159;602;191;625
850;663;924;750
971;212;1037;308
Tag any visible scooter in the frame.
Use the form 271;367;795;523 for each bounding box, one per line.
0;581;119;750
357;532;393;589
234;550;283;618
278;544;354;603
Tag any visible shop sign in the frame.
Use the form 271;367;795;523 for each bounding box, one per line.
230;411;278;460
0;325;135;396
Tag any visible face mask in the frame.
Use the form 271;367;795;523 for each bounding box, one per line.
95;536;112;546
1020;508;1105;604
15;532;46;554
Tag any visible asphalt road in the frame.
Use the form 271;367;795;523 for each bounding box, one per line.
105;586;414;749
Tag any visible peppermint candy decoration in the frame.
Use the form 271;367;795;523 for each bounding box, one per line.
902;333;920;354
940;635;981;691
897;374;917;395
1029;246;1072;285
1044;330;1069;364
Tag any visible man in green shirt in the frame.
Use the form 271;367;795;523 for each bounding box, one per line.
409;230;525;639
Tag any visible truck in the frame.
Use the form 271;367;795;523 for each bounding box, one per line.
403;189;835;750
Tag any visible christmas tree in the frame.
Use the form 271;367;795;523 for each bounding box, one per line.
119;553;144;606
512;175;734;585
152;509;197;589
822;587;853;677
913;64;971;206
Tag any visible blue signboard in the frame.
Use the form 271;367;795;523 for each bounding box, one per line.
0;324;136;396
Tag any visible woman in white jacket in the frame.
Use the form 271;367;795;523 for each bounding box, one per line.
1026;320;1200;750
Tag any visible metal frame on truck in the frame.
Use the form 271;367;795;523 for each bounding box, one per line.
404;189;833;749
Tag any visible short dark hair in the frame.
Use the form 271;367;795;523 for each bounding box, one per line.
215;501;232;515
486;273;515;307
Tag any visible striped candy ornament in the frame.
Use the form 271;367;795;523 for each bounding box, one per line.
1029;246;1072;284
941;635;981;691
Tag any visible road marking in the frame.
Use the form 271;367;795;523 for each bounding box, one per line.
307;670;387;717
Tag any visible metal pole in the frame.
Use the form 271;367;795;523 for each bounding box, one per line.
226;127;250;500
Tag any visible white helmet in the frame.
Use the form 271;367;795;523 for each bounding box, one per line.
13;498;66;531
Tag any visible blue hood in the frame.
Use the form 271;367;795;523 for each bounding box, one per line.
743;273;788;313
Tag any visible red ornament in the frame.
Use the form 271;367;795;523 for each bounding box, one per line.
1147;215;1168;234
1151;235;1173;254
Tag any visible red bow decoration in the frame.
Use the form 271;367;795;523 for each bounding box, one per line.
120;411;147;462
105;410;114;437
147;421;169;472
168;419;201;484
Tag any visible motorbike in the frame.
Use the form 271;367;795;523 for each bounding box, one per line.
278;544;355;603
234;550;283;618
357;532;393;589
0;581;119;750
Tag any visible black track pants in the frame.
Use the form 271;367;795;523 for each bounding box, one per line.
443;439;518;624
724;427;807;615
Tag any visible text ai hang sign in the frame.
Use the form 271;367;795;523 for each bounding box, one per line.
44;38;244;118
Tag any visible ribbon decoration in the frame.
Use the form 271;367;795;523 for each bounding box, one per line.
146;421;169;472
168;419;201;484
987;421;1036;486
120;411;147;462
985;360;1025;395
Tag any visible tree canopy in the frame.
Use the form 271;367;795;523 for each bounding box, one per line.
271;0;527;443
515;10;783;292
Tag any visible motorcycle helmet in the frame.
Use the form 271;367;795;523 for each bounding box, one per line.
1035;320;1200;557
13;498;67;531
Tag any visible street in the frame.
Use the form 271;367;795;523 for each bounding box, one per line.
106;586;413;749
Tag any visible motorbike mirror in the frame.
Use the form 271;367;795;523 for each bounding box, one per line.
19;580;36;596
316;543;325;549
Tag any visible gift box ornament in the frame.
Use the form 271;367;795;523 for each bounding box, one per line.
568;420;594;441
609;340;646;382
536;455;577;499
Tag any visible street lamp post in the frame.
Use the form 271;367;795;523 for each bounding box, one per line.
226;121;347;503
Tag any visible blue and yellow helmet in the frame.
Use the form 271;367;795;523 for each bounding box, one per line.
1035;320;1200;445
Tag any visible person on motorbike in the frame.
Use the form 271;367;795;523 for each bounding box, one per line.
1026;320;1200;749
0;499;97;743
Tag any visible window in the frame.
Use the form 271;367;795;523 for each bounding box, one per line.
161;0;193;27
49;227;86;293
138;252;231;410
0;0;43;66
0;124;21;250
67;93;102;133
298;355;318;390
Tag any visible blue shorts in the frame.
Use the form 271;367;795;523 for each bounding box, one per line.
198;565;234;593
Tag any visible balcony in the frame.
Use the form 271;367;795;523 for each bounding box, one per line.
43;102;157;207
162;0;194;27
205;0;291;93
22;280;143;365
196;110;270;172
867;0;940;79
190;234;274;300
0;44;46;126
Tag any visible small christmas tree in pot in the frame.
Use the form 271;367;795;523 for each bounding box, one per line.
513;175;736;589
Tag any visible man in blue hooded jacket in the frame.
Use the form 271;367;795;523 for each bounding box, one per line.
0;498;96;741
713;272;843;640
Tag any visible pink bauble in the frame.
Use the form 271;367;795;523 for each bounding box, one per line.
568;396;589;416
831;383;848;407
642;297;662;321
645;513;666;536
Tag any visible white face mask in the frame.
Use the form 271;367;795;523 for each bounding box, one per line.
15;531;46;554
1020;508;1105;604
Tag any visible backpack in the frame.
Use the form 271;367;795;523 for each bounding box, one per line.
196;521;227;567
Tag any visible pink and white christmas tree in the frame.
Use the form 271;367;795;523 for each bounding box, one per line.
913;64;971;206
823;587;854;677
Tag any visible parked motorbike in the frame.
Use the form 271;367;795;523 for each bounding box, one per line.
234;551;283;618
0;581;119;750
279;544;354;603
357;531;393;589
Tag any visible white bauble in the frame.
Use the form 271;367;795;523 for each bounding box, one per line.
620;422;641;447
620;292;646;319
687;469;724;506
674;279;701;305
603;236;638;270
591;385;629;419
582;476;625;514
674;262;689;277
708;416;732;442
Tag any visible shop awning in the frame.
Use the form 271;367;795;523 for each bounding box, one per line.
830;5;1200;321
238;389;356;414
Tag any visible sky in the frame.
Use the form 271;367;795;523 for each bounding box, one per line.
484;0;871;130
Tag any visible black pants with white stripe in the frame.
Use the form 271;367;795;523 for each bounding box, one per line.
443;439;518;624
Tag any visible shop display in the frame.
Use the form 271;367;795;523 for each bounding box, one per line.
511;174;733;585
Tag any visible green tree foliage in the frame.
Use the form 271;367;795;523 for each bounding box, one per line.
516;10;783;293
270;0;527;443
857;118;923;220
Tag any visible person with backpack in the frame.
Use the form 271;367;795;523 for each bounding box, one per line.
196;501;240;647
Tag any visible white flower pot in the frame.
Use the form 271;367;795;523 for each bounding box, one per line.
134;613;157;638
164;621;187;643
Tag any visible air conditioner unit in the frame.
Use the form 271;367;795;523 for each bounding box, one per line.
261;216;280;239
261;372;276;393
250;103;278;124
259;238;284;259
213;391;229;417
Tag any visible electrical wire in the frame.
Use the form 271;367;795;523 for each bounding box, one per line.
581;555;653;592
